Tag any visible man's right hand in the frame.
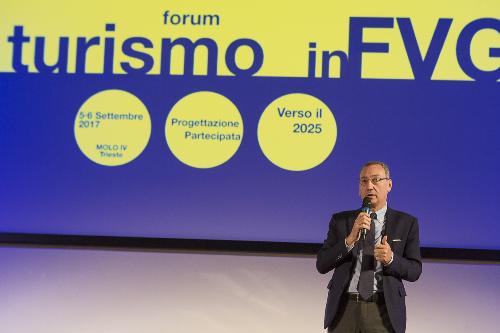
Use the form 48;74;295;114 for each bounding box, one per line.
346;212;372;246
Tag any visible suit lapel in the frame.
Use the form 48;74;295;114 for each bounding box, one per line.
384;207;396;240
349;211;360;258
348;211;357;232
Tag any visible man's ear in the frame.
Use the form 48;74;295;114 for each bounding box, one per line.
387;179;393;192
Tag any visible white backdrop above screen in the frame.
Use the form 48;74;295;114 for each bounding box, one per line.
1;0;499;249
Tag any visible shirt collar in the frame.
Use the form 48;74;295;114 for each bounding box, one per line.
374;203;388;223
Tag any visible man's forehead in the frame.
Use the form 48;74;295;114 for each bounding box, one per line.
360;165;386;177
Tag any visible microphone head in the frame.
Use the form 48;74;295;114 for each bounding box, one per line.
362;196;372;209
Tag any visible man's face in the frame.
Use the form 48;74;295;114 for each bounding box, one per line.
359;164;392;211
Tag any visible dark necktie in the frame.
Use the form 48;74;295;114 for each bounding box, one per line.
358;219;375;300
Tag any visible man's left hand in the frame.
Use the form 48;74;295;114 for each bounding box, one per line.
375;235;393;265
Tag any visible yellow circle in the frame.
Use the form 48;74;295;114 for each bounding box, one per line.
258;93;337;171
165;91;243;168
74;89;151;166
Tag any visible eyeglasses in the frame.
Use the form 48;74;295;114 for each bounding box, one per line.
359;177;390;186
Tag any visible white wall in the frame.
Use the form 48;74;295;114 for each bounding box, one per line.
0;247;498;333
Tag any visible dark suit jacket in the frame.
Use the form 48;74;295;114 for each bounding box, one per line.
316;208;422;333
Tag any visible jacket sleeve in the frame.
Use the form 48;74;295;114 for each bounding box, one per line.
383;217;422;282
316;214;352;274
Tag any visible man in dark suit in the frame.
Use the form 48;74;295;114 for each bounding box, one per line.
316;161;421;333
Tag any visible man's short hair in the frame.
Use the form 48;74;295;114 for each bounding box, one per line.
361;161;391;179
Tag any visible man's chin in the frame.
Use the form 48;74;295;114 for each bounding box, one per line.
368;198;379;208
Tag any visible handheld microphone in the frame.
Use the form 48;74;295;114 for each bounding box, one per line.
360;197;372;240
